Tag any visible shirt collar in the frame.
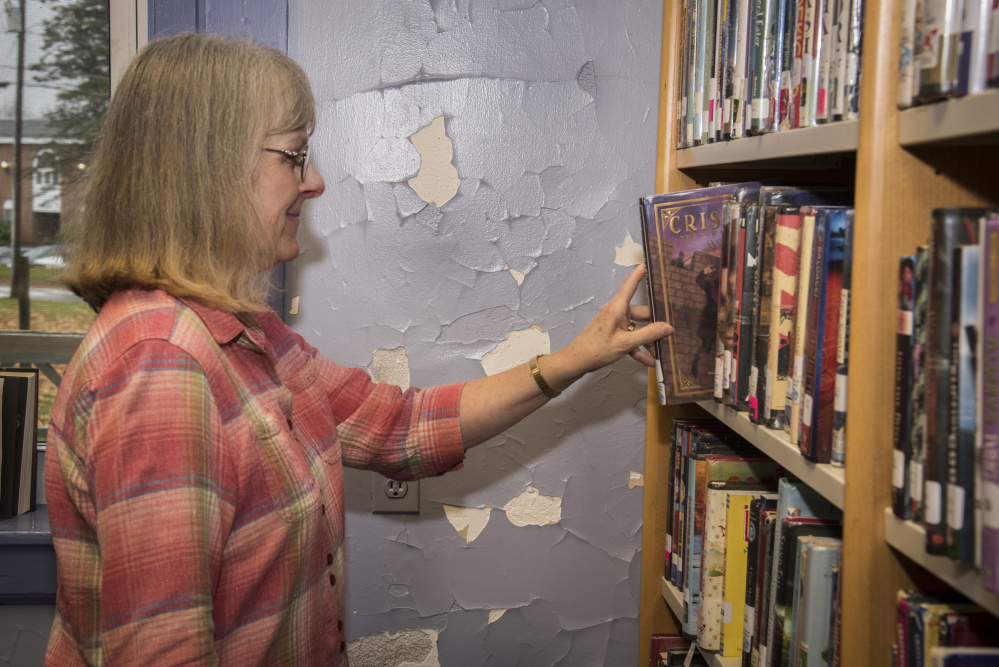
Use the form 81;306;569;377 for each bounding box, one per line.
181;298;267;353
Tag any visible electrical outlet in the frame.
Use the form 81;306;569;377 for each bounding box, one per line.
372;475;420;513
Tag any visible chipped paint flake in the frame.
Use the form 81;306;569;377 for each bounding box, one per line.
408;116;460;207
348;628;440;667
629;472;645;488
506;266;526;285
614;232;644;267
367;346;411;390
479;325;550;376
487;609;507;624
289;296;300;315
503;485;562;527
442;504;493;544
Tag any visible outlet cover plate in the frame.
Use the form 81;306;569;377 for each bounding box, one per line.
372;475;420;513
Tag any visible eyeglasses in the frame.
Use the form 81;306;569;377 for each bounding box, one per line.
263;147;310;182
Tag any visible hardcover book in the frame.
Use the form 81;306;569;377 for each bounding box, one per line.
910;245;931;522
641;183;760;405
731;187;765;411
924;208;986;555
917;0;964;102
790;535;842;667
787;210;816;443
741;495;778;667
977;213;999;591
0;367;40;519
831;205;854;467
892;255;918;519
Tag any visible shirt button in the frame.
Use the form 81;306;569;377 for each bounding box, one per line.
330;574;336;586
338;620;343;631
340;641;346;652
321;505;326;515
287;418;293;429
327;553;333;565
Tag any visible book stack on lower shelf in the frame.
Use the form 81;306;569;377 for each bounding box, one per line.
659;416;845;666
888;208;999;642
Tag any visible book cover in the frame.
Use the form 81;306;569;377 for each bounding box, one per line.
799;0;826;126
749;0;776;135
843;0;863;118
650;634;693;667
800;207;851;463
721;490;766;656
716;203;735;402
731;188;764;410
714;0;731;143
977;213;999;590
917;0;964;102
899;0;920;108
701;481;773;652
937;606;999;647
911;244;931;522
777;0;798;132
764;205;804;430
924;208;985;555
724;201;743;404
892;255;918;519
929;647;999;667
725;0;749;139
956;0;991;96
641;183;761;405
0;374;31;519
947;244;978;563
741;495;778;666
815;0;834;123
791;536;842;667
829;0;851;120
755;510;779;667
830;208;854;468
787;210;816;442
0;368;40;516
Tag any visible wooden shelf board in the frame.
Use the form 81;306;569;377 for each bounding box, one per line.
899;89;999;147
695;401;846;510
676;120;859;169
660;578;742;667
883;508;999;616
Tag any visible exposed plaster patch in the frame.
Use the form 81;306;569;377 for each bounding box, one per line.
348;628;439;667
487;609;507;624
442;504;493;544
628;472;645;488
408;116;460;207
504;265;526;285
614;232;644;267
289;296;300;315
576;60;596;99
367;346;411;390
503;485;562;527
479;325;551;376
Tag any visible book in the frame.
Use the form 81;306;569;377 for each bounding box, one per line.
731;187;765;411
787;210;816;443
988;0;999;87
650;634;693;667
778;0;799;131
977;213;999;591
749;0;777;135
924;208;986;556
731;0;754;138
0;369;38;519
829;0;852;120
956;0;991;96
843;0;864;118
800;207;852;463
716;202;736;402
701;481;774;652
917;0;964;102
721;488;773;656
741;495;779;667
830;206;854;468
755;509;779;667
899;0;921;108
724;201;744;404
929;647;999;667
947;244;978;563
911;245;932;522
641;183;761;405
790;535;842;667
893;255;918;519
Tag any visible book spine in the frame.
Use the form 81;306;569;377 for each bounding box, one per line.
956;0;990;96
831;210;853;468
750;0;776;134
717;208;735;402
733;0;753;138
797;541;842;667
699;487;731;651
766;209;804;431
988;0;999;86
924;209;981;556
715;0;730;142
791;0;808;128
947;244;978;563
739;205;763;412
800;212;828;459
725;205;743;404
910;245;931;521
844;0;863;118
830;0;851;119
755;513;778;667
754;207;779;424
917;0;963;102
815;0;834;122
722;493;757;656
778;0;797;131
641;200;670;405
788;211;816;442
763;0;787;133
978;214;999;591
893;256;918;519
742;499;766;666
798;0;822;126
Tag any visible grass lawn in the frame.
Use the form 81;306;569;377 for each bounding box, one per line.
2;297;96;428
0;266;65;288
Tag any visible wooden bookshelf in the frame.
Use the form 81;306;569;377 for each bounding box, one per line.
638;0;999;663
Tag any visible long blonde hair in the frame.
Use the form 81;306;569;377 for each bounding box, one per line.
61;33;316;312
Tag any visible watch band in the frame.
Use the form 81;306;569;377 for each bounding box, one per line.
530;354;561;399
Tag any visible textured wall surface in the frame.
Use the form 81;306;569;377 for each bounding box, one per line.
286;1;663;664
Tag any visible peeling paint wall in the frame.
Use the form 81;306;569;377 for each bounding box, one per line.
286;0;662;664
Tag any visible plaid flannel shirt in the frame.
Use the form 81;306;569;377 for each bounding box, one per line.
44;289;465;666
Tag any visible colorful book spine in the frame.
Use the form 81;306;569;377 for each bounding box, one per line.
893;255;918;519
765;208;804;431
721;492;758;656
741;496;778;666
844;0;863;118
753;204;780;425
917;0;964;102
750;0;776;135
899;0;920;108
947;244;978;563
792;536;842;667
988;0;999;87
978;213;999;592
830;209;854;467
738;204;764;413
717;207;735;402
791;0;809;128
787;211;816;443
910;245;931;522
956;0;991;96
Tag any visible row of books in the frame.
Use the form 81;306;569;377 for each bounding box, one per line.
649;635;710;666
897;0;999;109
663;417;844;666
676;0;864;148
891;210;999;589
640;183;854;467
894;591;999;666
0;367;40;519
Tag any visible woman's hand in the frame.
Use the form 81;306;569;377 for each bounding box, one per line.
558;264;673;375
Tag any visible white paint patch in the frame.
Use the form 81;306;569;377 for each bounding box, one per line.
367;346;411;390
408;116;460;207
503;485;562;527
479;325;551;377
487;609;507;624
615;232;645;267
442;504;492;544
629;472;645;488
505;265;526;285
289;296;300;315
348;628;439;667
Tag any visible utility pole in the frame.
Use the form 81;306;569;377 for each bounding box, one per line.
8;0;29;329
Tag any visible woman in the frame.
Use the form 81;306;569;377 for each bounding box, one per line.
45;33;671;665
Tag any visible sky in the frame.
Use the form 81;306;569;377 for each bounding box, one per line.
1;0;69;122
